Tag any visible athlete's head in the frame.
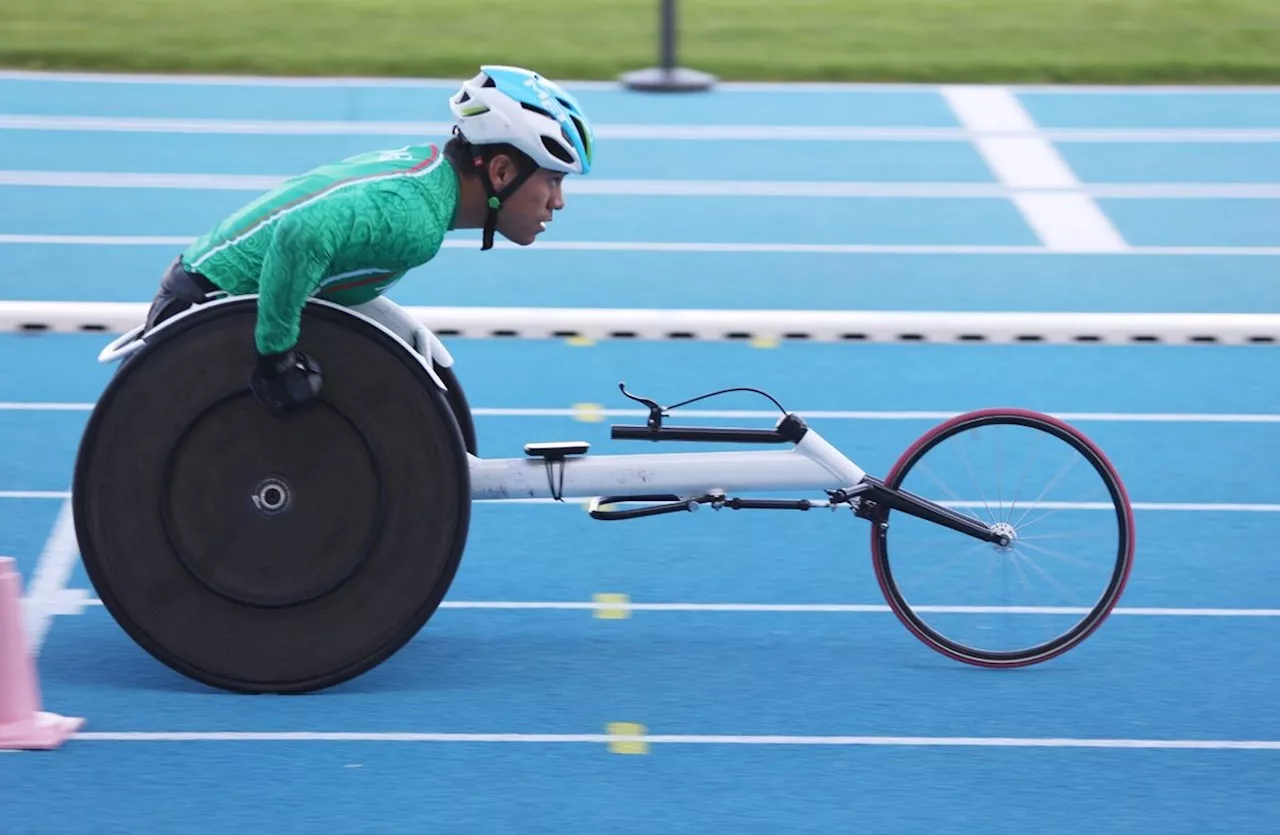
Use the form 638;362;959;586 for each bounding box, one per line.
445;65;595;250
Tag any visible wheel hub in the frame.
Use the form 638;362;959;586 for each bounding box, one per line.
990;521;1017;549
252;476;293;515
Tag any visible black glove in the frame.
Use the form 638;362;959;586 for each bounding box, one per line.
250;348;323;415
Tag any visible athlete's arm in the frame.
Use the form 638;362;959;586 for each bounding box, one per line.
247;191;364;414
253;197;349;356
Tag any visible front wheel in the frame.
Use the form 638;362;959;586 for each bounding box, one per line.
871;408;1135;667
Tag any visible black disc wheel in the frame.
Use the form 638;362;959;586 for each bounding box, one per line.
72;297;471;694
434;360;476;456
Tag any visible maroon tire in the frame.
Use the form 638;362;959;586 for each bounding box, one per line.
871;408;1136;667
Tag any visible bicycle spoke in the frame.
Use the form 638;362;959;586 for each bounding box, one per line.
873;410;1133;666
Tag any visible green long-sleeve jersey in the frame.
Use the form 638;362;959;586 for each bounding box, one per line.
181;143;459;355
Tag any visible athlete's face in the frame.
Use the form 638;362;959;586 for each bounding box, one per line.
489;157;566;246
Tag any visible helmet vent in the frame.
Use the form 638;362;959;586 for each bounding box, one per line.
571;116;592;162
520;101;555;120
541;136;574;164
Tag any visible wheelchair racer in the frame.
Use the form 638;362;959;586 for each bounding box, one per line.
142;65;595;415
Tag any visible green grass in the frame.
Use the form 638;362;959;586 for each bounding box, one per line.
1;0;1279;83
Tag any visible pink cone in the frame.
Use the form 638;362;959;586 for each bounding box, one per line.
0;557;84;750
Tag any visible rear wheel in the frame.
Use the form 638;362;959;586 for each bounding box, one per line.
74;297;472;694
434;361;477;455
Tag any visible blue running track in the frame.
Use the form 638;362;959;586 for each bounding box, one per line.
0;71;1278;834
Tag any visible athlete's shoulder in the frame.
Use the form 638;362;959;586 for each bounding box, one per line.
301;143;457;266
274;142;458;231
288;143;448;191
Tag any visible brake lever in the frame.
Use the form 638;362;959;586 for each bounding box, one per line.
617;382;667;430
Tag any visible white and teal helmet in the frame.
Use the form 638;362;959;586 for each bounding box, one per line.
449;65;594;176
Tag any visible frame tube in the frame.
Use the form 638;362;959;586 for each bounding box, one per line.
469;448;860;501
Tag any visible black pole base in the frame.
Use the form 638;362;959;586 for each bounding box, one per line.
619;66;718;92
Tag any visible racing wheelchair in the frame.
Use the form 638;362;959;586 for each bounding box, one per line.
74;296;1136;694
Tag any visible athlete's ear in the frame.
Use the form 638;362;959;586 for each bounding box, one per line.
487;153;518;189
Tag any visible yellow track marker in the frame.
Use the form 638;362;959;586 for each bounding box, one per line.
592;593;631;619
571;402;605;422
565;335;596;347
607;722;649;755
750;336;779;349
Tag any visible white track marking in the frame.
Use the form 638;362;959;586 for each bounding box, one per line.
954;502;1280;512
20;497;80;654
5;68;1280;94
3;169;1280;199
0;234;195;246
1009;192;1129;251
943;87;1128;253
0;170;282;190
67;598;1280;617
488;408;1280;424
0;491;76;499
62;730;1280;750
10;494;1280;512
3;404;1280;424
3;233;1280;256
7;114;1280;142
972;140;1076;188
11;490;1280;512
1;301;1276;343
0;69;477;87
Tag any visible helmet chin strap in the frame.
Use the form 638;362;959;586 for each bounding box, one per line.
470;144;537;251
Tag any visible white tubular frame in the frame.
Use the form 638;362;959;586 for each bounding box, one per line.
468;420;868;503
93;297;865;506
97;297;870;508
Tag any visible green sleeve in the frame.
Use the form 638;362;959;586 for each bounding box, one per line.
252;199;345;356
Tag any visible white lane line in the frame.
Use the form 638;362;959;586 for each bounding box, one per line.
3;233;1280;256
0;69;480;87
479;408;1280;424
943;86;1129;253
5;114;1280;142
64;730;1280;750
0;491;75;499
4;169;1280;199
3;403;1280;424
71;598;1280;617
5;67;1280;94
0;234;196;246
18;493;1280;511
20;497;80;654
0;170;281;190
6;67;1280;96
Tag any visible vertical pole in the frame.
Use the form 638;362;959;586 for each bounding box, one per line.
619;0;717;92
661;0;677;72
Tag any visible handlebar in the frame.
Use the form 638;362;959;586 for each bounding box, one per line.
610;412;809;445
610;424;793;443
